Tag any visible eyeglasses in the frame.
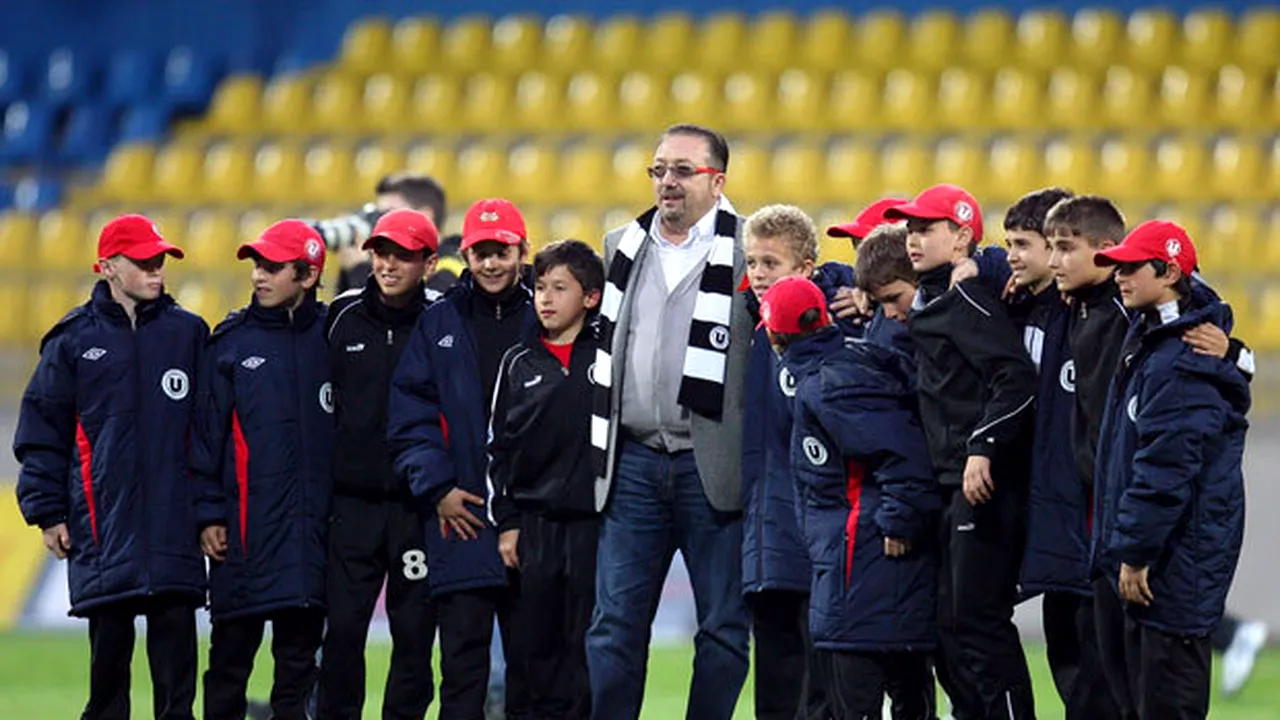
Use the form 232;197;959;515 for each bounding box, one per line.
646;163;722;180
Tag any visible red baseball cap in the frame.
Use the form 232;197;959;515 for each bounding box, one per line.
1094;220;1198;276
884;184;984;243
760;276;831;335
237;219;326;272
826;198;907;240
461;198;526;251
94;214;184;272
362;208;440;254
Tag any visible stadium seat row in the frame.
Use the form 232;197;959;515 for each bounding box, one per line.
93;133;1280;208
0;47;220;111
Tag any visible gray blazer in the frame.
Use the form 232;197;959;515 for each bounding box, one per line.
600;214;751;512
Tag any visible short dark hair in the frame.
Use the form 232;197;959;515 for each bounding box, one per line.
533;240;605;296
1044;195;1126;247
291;259;322;289
855;224;914;293
768;308;827;348
376;172;447;229
662;123;730;171
1146;258;1194;298
1005;187;1075;236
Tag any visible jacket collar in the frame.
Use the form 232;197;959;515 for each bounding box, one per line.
89;279;174;327
915;264;953;306
360;275;427;326
781;325;843;377
1067;276;1120;307
450;267;534;319
247;290;321;330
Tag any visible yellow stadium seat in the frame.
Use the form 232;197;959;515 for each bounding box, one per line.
908;11;959;71
1125;10;1178;71
933;137;986;199
1043;136;1097;190
184;210;239;269
1068;9;1120;73
519;207;550;249
935;68;988;130
453;142;506;203
30;279;82;341
558;142;610;205
1157;67;1211;129
1269;69;1280;130
259;73;313;134
610;139;654;207
989;68;1044;130
353;141;409;194
724;141;769;209
339;17;392;73
642;12;695;74
721;72;770;132
38;210;88;271
390;16;440;74
400;143;453;194
563;71;615;131
441;15;491;73
616;71;668;132
1259;206;1280;272
828;70;881;131
153;144;204;203
697;12;747;74
547;208;602;246
84;208;126;249
1237;8;1280;70
770;141;823;204
302;142;356;203
1255;286;1280;352
175;280;225;323
1096;136;1151;200
491;15;541;74
236;208;271;247
1017;10;1069;72
0;280;29;344
204;75;263;133
854;11;906;73
1101;66;1152;129
774;69;826;132
1152;136;1207;201
878;139;929;197
750;11;799;72
1144;203;1204;246
100;143;156;203
1045;68;1098;130
253;142;305;203
460;73;514;133
1264;136;1280;200
1182;9;1232;70
0;211;35;271
362;74;412;132
881;69;935;131
964;9;1014;70
1214;65;1265;130
513;72;564;131
542;15;592;74
411;75;462;133
801;10;852;73
986;136;1042;203
824;138;878;204
1208;135;1262;201
505;141;558;205
311;73;362;133
1200;204;1259;270
203;142;255;203
592;15;641;74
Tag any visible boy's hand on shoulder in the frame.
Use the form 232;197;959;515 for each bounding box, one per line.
437;487;487;541
499;529;520;569
1182;323;1229;358
830;287;871;321
962;455;994;505
1119;563;1154;607
884;537;911;557
950;259;979;288
41;523;70;559
200;525;227;561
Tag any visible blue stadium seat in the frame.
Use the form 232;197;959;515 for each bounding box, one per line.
117;102;171;143
0;51;29;105
41;48;99;106
0;101;56;164
11;176;63;212
163;47;220;112
57;104;116;165
103;50;157;107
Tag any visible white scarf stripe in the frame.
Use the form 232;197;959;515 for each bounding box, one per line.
692;292;733;324
682;346;729;384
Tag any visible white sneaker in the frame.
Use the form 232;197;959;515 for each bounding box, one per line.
1221;620;1268;696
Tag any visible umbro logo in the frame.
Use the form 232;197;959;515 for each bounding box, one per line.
81;347;108;361
437;335;454;348
345;343;365;353
241;356;266;370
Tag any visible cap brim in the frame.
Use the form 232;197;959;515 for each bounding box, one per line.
825;223;864;240
1094;245;1156;267
460;229;523;251
237;241;297;263
882;202;943;221
121;241;185;261
362;232;433;253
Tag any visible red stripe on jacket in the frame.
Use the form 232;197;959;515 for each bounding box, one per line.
845;459;865;586
74;417;98;544
232;412;250;552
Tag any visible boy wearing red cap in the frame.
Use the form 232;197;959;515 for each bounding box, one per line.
388;198;538;719
15;215;206;720
885;183;1039;719
192;219;334;720
1091;221;1249;719
761;276;939;720
826;197;907;249
318;209;442;719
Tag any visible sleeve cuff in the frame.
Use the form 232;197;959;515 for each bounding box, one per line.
425;482;456;509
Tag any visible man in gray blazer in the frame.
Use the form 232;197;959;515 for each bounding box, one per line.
586;124;752;720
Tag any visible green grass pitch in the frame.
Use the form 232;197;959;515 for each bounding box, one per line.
0;631;1276;718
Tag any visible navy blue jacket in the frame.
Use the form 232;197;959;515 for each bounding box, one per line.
1010;287;1091;598
14;281;208;616
741;262;858;596
1093;284;1249;636
784;326;939;652
192;294;333;620
388;273;537;597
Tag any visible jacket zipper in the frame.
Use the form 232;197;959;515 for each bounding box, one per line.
133;320;151;591
292;317;310;609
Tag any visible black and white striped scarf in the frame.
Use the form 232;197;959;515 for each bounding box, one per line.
591;206;739;477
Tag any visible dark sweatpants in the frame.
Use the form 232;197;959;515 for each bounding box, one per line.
204;608;325;720
746;589;830;720
1043;590;1122;720
82;594;199;720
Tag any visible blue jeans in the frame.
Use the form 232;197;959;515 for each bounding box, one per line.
586;442;749;720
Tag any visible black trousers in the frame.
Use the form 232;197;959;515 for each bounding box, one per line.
436;586;521;720
746;589;829;720
317;494;438;720
1043;591;1121;720
504;514;598;720
204;607;326;720
822;649;936;720
82;594;198;720
1093;578;1211;720
934;486;1034;720
1210;612;1242;653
